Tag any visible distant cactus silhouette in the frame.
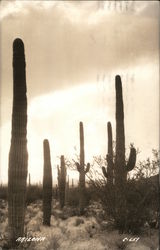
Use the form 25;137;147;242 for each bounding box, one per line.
65;175;69;205
55;184;58;200
43;139;52;226
76;122;90;214
57;155;66;208
8;38;28;245
102;122;114;186
28;173;31;187
71;178;74;188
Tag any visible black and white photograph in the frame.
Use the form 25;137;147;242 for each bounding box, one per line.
0;1;159;249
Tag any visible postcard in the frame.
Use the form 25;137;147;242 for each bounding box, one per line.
0;1;159;249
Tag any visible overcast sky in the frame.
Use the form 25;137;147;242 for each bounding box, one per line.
0;0;159;183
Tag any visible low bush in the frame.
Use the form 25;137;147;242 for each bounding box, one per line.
66;186;92;209
89;174;159;233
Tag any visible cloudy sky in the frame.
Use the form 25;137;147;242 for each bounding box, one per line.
0;0;159;183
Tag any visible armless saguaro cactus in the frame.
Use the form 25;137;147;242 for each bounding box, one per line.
114;75;136;231
57;155;66;208
8;38;28;246
76;122;90;215
102;122;114;186
43;139;52;226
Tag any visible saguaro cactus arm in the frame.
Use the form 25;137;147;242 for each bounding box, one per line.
76;162;81;172
57;165;60;176
107;122;113;158
85;163;90;174
126;147;136;171
102;166;108;178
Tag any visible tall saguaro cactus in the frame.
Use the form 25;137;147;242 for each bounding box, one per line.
114;75;136;231
102;122;114;186
57;155;66;208
43;139;52;226
8;38;28;245
102;77;136;188
76;122;90;214
115;75;136;184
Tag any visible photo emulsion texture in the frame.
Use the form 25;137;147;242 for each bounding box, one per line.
0;1;159;250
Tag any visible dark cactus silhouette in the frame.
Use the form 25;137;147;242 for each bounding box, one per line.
76;122;90;214
8;38;28;245
71;178;74;188
43;139;52;226
102;122;114;186
65;175;69;205
28;173;31;187
115;75;136;183
57;155;66;208
114;75;136;231
54;184;58;200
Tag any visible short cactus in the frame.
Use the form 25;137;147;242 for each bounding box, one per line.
57;155;66;208
102;122;114;185
43;139;52;226
76;122;90;214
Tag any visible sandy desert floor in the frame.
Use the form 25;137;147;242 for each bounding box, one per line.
0;199;158;250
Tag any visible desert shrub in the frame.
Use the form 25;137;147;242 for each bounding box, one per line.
75;218;84;226
89;150;159;234
123;180;153;233
66;187;79;207
66;186;92;209
26;185;43;204
47;236;60;250
89;177;158;233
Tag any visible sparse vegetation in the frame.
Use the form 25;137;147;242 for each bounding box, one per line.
89;150;159;234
